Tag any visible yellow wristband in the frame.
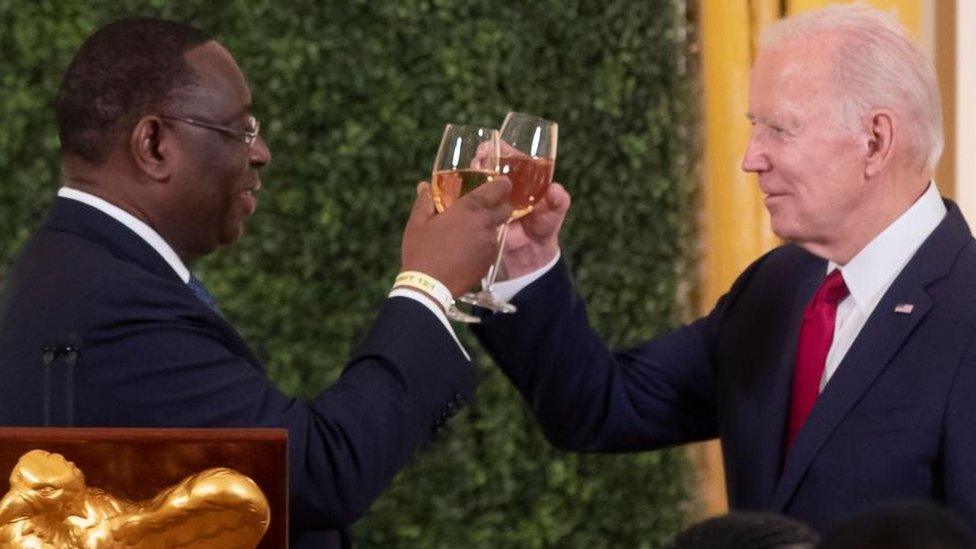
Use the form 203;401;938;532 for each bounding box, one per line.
393;271;454;313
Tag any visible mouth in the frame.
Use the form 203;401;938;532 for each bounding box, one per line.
760;189;791;210
242;180;261;195
240;182;261;215
760;187;788;199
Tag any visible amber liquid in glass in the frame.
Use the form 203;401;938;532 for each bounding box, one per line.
431;169;496;213
501;155;554;219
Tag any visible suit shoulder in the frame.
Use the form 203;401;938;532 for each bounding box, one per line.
760;243;822;271
952;238;976;269
723;244;821;296
933;238;976;303
2;227;190;318
10;226;131;276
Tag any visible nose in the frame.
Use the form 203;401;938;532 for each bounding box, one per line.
741;134;770;173
249;135;272;168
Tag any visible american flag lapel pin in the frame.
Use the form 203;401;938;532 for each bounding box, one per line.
894;303;915;314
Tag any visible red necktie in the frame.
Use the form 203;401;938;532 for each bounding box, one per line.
785;269;849;452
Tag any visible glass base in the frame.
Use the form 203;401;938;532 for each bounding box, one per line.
446;304;482;324
457;290;517;314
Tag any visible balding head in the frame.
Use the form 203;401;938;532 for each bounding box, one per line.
759;4;942;174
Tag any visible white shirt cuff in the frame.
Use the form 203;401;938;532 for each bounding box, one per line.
489;250;561;303
388;289;471;361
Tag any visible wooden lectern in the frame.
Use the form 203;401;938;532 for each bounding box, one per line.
0;427;287;548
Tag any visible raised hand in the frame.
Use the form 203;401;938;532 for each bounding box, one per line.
401;177;513;296
500;182;570;280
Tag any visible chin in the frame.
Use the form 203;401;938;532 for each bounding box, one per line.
768;217;793;241
219;225;246;247
767;207;808;240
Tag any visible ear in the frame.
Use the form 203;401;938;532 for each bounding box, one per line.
129;116;173;181
863;109;895;178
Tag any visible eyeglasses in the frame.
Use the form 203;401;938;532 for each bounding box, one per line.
159;114;261;146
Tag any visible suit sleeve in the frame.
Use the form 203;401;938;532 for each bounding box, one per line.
473;256;764;453
80;276;474;532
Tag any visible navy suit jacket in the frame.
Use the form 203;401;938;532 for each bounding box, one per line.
0;198;475;548
474;201;976;533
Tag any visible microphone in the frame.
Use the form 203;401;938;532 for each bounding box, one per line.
41;333;81;427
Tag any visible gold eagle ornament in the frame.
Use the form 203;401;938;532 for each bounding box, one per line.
0;449;269;548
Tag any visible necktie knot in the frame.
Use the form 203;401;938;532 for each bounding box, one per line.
818;269;849;305
786;268;848;454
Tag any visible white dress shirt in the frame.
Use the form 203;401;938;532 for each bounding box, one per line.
821;181;945;390
58;186;469;359
498;182;947;393
59;187;191;282
491;250;562;303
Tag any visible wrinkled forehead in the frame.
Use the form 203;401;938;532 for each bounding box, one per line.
755;35;841;91
179;40;252;117
749;35;845;121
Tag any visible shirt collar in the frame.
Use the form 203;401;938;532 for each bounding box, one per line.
57;187;191;283
828;181;946;314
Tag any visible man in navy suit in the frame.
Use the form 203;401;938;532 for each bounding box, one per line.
474;4;975;533
0;18;512;548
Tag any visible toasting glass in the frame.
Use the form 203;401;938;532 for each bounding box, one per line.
457;112;558;313
429;123;501;323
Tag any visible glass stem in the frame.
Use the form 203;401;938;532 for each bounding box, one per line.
483;221;510;290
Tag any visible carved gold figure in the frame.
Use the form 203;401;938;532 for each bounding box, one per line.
0;449;269;548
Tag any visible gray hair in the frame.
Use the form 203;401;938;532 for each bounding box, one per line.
760;4;943;173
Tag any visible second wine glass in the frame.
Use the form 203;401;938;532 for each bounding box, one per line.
457;112;558;313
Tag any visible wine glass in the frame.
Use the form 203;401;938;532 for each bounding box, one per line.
457;112;558;313
429;123;501;323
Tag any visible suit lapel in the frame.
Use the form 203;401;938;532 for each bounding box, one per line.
43;198;267;374
770;202;972;511
209;313;266;372
744;261;823;505
770;288;931;509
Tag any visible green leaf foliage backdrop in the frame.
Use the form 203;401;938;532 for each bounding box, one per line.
0;1;700;546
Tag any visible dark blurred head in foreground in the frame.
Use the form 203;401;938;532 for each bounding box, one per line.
670;512;819;549
817;501;976;549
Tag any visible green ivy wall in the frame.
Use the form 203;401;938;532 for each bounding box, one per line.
0;1;700;546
